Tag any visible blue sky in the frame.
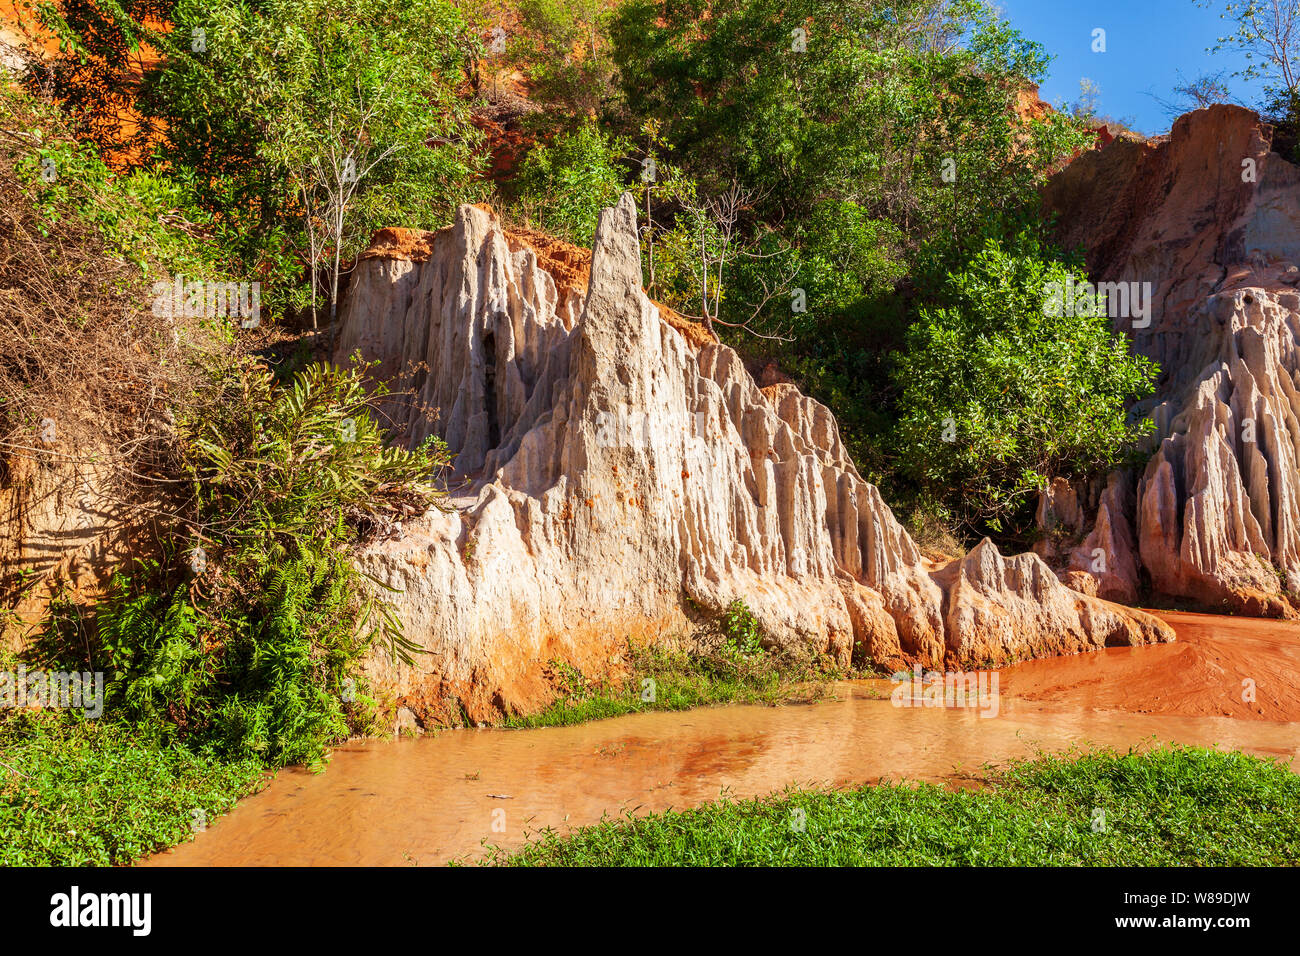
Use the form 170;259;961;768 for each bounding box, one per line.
998;0;1269;135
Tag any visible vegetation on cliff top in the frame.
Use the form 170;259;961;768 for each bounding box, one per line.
16;0;1156;546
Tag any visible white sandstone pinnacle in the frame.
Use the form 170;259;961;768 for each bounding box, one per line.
335;193;1172;726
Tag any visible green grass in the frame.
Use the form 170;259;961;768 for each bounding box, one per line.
501;641;842;729
487;745;1300;866
0;712;267;866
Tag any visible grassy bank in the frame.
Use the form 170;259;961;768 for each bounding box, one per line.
0;618;835;866
487;746;1300;866
0;712;267;866
503;604;845;729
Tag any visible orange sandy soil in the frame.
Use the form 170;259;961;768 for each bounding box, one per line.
1000;611;1300;722
1;3;166;167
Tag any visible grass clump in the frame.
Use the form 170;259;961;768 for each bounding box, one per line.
0;710;265;866
488;745;1300;866
504;599;843;729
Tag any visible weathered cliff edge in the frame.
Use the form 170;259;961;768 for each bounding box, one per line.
1041;104;1300;615
335;194;1171;726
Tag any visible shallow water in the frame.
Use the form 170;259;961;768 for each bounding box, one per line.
146;665;1300;866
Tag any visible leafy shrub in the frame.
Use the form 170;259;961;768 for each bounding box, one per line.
788;201;907;321
39;361;450;767
891;234;1158;535
514;121;630;244
720;598;764;658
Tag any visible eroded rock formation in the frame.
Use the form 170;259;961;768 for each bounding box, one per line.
1041;104;1300;615
336;194;1172;726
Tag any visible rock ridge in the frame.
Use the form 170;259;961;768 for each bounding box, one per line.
336;194;1173;726
1041;105;1300;616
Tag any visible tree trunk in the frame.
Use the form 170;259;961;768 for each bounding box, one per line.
329;221;342;351
645;184;654;290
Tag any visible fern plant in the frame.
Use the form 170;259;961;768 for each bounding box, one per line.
54;360;451;767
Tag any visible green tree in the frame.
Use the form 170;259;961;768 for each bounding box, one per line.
514;120;629;244
1201;0;1300;100
34;0;488;318
26;0;172;159
609;0;1095;519
148;0;486;320
1199;1;1300;157
513;0;616;120
891;235;1158;534
610;0;1086;247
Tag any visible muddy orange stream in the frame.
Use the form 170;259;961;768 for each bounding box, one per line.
145;612;1300;867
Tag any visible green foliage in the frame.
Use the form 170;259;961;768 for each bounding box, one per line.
720;598;764;657
503;635;840;730
791;202;907;320
155;0;486;315
184;360;447;555
1198;0;1300;100
489;745;1300;866
891;235;1158;534
514;121;630;244
1261;87;1300;163
39;361;450;767
35;0;488;316
611;0;1087;233
0;710;264;866
25;0;171;158
722;200;906;345
512;0;616;120
606;0;1097;537
257;0;486;319
503;596;842;731
5;85;221;279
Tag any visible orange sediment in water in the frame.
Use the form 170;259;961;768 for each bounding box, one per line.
1001;610;1300;721
144;612;1300;866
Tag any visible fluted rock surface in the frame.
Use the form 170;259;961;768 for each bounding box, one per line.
1042;105;1300;615
336;195;1171;725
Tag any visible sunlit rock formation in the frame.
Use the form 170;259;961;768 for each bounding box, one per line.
335;194;1172;725
1042;104;1300;616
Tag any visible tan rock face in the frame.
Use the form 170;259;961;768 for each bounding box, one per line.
1042;105;1300;615
938;540;1168;663
0;451;136;646
337;195;1172;725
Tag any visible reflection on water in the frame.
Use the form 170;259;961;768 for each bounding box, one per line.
146;681;1300;867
